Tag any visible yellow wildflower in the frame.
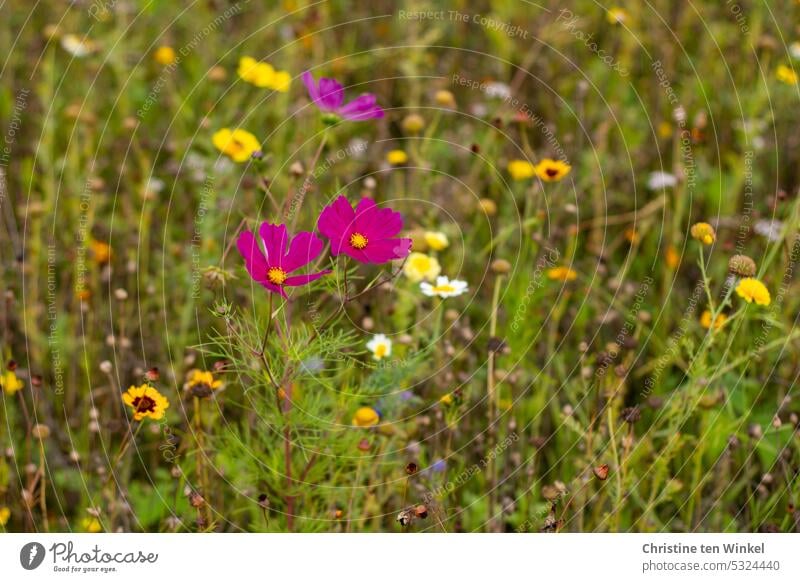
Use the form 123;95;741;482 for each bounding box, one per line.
535;159;572;182
665;246;680;269
386;150;408;165
1;370;24;395
271;70;291;92
507;159;536;181
352;406;380;427
403;252;441;282
81;517;103;533
700;310;727;330
184;369;223;393
424;231;449;251
690;222;715;245
212;128;261;163
0;507;10;527
546;266;577;282
735;278;771;306
238;56;274;87
607;7;628;24
777;65;798;85
237;57;290;91
90;239;111;264
122;384;170;421
439;393;453;406
153;46;177;66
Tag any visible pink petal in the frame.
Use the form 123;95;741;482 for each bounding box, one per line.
363;238;412;263
258;223;289;265
343;238;411;264
354;196;377;215
262;281;288;298
237;230;269;283
341;105;384;121
284;270;332;287
302;71;320;104
328;235;349;257
337;93;377;117
318;78;344;111
353;198;404;239
318;196;356;241
360;209;404;240
283;231;325;273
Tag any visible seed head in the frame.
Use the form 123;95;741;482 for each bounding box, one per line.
728;254;757;277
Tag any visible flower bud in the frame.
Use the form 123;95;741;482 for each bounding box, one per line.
401;113;425;134
434;90;456;108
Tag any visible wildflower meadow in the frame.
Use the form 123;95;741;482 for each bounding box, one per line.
2;0;800;538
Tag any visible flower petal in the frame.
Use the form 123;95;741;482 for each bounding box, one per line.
258;222;289;266
237;230;269;283
284;270;332;287
263;282;288;298
283;231;325;273
338;93;376;117
318;196;356;241
360;238;412;263
318;77;345;111
341;105;384;121
302;71;320;104
353;197;404;239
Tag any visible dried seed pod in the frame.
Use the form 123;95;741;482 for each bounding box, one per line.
728;254;756;277
490;259;511;274
621;406;641;424
32;424;50;439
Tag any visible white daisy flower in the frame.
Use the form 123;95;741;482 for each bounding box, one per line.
366;334;392;361
61;34;96;57
420;276;469;298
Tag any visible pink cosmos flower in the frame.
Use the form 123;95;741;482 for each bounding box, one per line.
237;223;331;298
302;71;384;121
317;196;412;264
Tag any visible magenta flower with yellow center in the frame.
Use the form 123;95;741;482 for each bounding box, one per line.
237;223;331;298
302;71;384;121
317;196;412;264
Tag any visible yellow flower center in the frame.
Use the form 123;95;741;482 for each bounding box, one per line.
349;232;369;249
433;284;455;294
374;344;388;359
228;138;247;156
267;267;288;285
